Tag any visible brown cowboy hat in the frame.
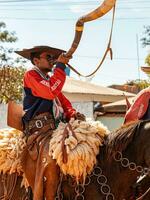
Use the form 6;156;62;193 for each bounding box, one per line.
15;45;65;60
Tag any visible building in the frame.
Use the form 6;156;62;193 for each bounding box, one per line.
0;77;135;128
95;97;135;131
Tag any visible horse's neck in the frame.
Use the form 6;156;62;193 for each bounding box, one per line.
99;144;142;199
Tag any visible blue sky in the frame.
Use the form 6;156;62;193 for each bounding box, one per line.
0;0;150;86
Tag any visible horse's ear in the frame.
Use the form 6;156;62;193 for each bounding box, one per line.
123;93;131;111
7;101;25;131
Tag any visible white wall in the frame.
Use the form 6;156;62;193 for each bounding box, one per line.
0;102;94;129
72;102;93;119
97;116;124;131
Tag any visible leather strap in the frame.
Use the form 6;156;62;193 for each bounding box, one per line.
24;112;55;136
61;123;77;164
0;173;18;200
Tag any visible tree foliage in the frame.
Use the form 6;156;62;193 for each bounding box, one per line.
141;26;150;48
145;53;150;66
141;26;150;66
0;66;25;103
126;79;150;90
0;22;18;66
0;22;26;103
0;22;17;43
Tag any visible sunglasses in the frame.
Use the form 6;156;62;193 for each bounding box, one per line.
40;54;56;62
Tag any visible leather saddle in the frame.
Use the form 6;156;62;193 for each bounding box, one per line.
7;101;25;131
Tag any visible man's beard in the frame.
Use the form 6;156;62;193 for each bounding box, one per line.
45;63;53;72
44;68;52;73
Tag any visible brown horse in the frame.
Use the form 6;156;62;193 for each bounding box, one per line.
61;120;150;200
0;173;32;200
1;120;150;200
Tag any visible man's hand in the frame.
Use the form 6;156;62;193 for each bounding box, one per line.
73;112;86;121
57;53;72;64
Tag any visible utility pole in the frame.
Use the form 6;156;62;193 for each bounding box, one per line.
136;34;140;80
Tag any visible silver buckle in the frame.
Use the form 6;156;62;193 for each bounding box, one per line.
35;120;43;128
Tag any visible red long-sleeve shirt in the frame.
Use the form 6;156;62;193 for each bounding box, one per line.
23;63;76;122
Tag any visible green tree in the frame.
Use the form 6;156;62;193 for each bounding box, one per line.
126;79;150;90
141;26;150;48
0;22;26;103
145;53;150;66
0;22;17;65
141;26;150;66
0;66;26;103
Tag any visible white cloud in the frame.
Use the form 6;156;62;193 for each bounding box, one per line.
54;0;99;14
55;0;86;1
69;5;87;13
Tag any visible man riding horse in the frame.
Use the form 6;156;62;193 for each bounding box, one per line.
15;46;85;200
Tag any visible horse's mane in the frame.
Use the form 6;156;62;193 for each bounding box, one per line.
105;120;148;157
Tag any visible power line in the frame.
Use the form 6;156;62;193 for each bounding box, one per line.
118;7;150;10
0;0;150;3
0;0;150;6
0;5;150;9
1;6;150;11
0;16;150;21
76;55;145;61
0;0;45;2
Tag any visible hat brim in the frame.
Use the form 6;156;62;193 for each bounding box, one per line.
15;46;66;60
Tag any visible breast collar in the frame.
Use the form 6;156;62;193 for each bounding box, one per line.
33;66;50;81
